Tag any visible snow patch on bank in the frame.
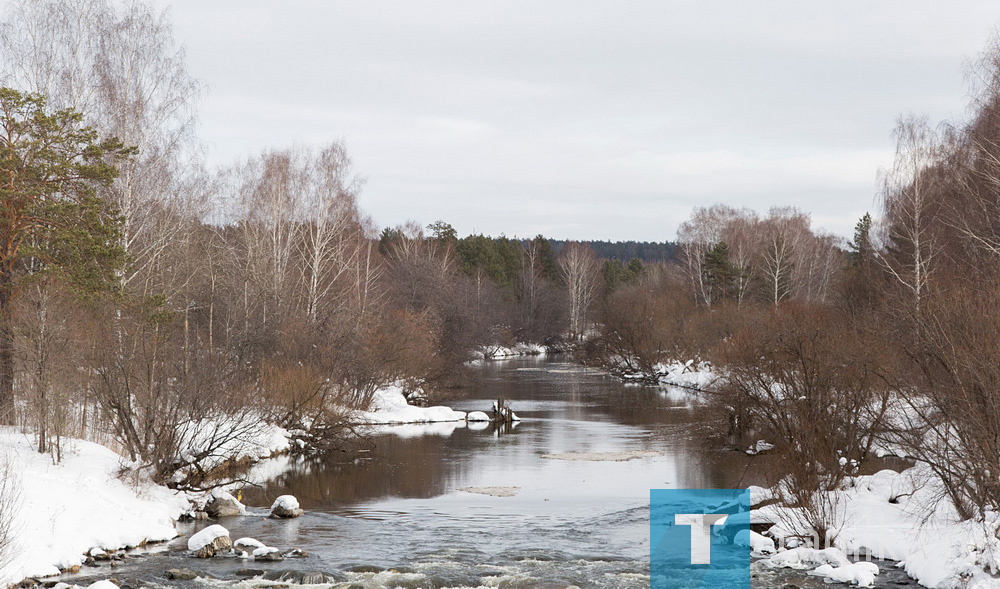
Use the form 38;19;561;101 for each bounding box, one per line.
0;429;188;585
620;359;717;389
475;342;546;360
734;465;1000;588
352;385;467;425
175;416;290;476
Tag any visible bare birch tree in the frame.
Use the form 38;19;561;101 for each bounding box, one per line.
296;142;364;322
879;117;943;318
558;242;600;340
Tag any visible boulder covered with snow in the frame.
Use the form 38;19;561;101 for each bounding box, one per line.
270;495;304;519
810;562;880;587
187;524;232;558
234;537;265;552
734;529;776;555
87;581;119;589
466;411;490;422
253;546;283;561
205;491;245;518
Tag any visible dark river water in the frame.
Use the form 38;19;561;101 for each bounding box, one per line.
62;357;916;589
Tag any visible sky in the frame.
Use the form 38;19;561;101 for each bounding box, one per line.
150;0;1000;242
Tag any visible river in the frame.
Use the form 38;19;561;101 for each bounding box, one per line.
60;356;914;589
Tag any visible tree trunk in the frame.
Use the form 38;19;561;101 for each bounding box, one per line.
0;275;14;425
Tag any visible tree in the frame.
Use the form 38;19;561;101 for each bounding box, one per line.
677;204;750;305
880;117;943;319
702;241;736;303
0;87;129;423
558;242;600;340
847;213;873;267
0;0;203;294
426;220;457;244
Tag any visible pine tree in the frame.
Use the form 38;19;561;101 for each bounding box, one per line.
703;241;736;304
848;213;873;267
0;87;130;423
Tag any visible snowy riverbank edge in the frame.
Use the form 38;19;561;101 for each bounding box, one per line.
728;465;1000;588
0;384;490;586
0;429;188;585
633;360;998;589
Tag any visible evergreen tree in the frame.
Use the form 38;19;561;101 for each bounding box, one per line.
427;220;457;245
703;241;736;303
847;212;873;267
0;87;131;422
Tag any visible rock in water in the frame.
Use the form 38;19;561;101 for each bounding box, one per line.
262;571;344;584
165;569;205;581
270;495;304;518
188;524;233;558
234;537;266;552
253;546;283;562
205;492;244;518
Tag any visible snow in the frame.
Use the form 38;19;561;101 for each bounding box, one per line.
810;562;880;587
87;581;119;589
352;384;466;424
746;440;775;455
466;411;491;422
737;485;773;508
737;464;1000;588
734;529;776;555
173;417;290;479
234;537;265;550
270;495;299;511
764;547;852;569
369;422;466;438
252;546;279;557
618;359;718;390
187;524;229;551
0;429;189;586
475;342;546;360
208;489;246;514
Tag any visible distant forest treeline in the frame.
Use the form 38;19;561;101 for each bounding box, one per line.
548;240;676;263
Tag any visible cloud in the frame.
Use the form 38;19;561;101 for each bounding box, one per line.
153;0;1000;241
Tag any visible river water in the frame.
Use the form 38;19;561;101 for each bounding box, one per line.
61;357;915;589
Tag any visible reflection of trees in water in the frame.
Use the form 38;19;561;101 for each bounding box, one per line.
242;357;795;510
244;433;474;508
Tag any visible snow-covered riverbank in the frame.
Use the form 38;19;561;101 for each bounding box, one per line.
0;383;489;586
727;466;1000;588
0;430;187;585
351;385;468;424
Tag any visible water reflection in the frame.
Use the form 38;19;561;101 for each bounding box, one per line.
242;357;763;527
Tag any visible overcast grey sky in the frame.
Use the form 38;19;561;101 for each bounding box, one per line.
152;1;1000;242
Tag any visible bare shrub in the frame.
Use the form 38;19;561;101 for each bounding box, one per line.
595;275;696;379
716;304;894;540
885;277;1000;519
91;299;267;489
0;455;21;577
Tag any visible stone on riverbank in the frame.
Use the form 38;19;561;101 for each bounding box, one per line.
205;492;244;518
